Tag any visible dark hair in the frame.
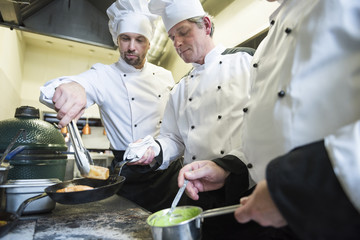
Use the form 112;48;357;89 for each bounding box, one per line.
187;14;215;37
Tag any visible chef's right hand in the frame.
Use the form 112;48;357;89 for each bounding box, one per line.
178;160;230;200
52;82;86;128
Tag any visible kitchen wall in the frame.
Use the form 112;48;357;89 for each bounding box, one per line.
0;0;279;120
0;26;119;121
0;27;25;120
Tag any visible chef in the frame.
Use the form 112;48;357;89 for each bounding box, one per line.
126;0;253;207
178;0;360;239
39;0;182;212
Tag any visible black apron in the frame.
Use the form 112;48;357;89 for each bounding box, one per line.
111;150;185;213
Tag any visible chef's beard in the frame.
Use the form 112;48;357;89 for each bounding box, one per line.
121;51;146;69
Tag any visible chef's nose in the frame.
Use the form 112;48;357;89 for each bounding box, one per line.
128;39;136;51
173;36;182;49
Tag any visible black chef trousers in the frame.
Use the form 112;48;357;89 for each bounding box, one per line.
110;150;185;213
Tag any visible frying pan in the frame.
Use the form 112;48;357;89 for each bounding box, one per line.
0;175;125;237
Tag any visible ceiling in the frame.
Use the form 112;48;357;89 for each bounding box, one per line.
0;0;235;64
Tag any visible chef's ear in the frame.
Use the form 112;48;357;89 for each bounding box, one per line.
203;16;212;36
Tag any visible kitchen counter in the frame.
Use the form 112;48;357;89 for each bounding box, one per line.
2;195;153;240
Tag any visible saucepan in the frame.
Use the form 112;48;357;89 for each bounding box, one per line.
0;175;125;237
147;204;240;240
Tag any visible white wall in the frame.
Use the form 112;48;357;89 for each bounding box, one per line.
0;27;25;120
0;28;119;121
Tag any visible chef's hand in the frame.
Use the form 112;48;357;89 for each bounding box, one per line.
127;146;156;166
178;160;230;200
52;82;86;128
125;136;160;166
235;180;287;227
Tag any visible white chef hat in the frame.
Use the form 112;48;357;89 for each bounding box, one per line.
148;0;205;32
107;0;157;46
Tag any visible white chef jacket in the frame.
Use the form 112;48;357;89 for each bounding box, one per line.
241;0;360;210
40;57;175;150
156;44;252;169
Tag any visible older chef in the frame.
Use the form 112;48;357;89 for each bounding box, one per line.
39;0;182;212
179;0;360;239
127;0;253;208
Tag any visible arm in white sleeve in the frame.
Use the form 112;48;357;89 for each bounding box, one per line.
325;119;360;212
156;96;185;170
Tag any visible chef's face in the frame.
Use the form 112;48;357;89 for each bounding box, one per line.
118;33;150;69
168;18;211;64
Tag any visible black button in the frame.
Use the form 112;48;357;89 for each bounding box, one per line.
158;95;161;98
192;156;196;160
270;20;275;25
131;97;135;101
134;124;137;127
220;150;224;154
218;115;222;119
253;63;258;68
285;28;292;34
191;75;194;78
219;61;223;64
243;108;248;113
191;125;195;129
217;86;221;90
159;120;162;124
153;73;155;75
247;163;253;169
189;98;192;101
124;74;127;77
278;90;286;97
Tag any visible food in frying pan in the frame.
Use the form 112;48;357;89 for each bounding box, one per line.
82;165;109;180
56;185;94;193
0;220;7;227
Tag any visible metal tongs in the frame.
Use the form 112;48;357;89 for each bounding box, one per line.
67;120;93;176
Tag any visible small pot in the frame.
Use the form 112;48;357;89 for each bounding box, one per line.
147;204;240;240
0;178;61;214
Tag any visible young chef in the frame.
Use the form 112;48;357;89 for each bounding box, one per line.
39;0;182;213
178;0;360;239
124;0;298;239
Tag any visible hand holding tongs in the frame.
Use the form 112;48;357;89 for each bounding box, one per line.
67;120;93;176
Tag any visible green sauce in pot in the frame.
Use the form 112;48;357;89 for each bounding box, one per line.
147;206;202;227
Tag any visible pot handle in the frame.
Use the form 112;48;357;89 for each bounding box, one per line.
200;204;241;219
15;192;48;217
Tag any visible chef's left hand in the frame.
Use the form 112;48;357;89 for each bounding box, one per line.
127;146;156;166
124;136;160;166
235;180;287;227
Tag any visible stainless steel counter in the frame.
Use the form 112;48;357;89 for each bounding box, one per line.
2;195;152;240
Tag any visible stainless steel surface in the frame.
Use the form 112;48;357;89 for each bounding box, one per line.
0;179;60;214
67;120;92;176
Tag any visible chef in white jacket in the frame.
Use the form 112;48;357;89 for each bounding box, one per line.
179;0;360;239
125;0;299;239
39;0;183;213
126;0;253;205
